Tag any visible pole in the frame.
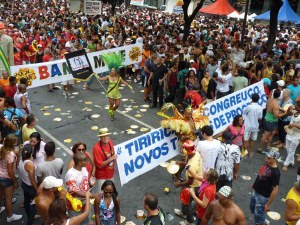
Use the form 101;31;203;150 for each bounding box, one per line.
241;0;250;46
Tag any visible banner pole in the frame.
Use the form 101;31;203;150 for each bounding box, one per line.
93;73;107;92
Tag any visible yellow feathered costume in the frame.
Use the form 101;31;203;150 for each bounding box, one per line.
158;103;210;135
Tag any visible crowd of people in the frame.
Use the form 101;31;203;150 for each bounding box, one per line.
0;0;300;225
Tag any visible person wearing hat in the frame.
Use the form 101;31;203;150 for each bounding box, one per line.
202;186;246;225
282;95;300;172
285;180;300;225
214;131;241;191
250;149;281;225
0;22;14;75
92;128;116;194
173;140;202;225
35;176;65;223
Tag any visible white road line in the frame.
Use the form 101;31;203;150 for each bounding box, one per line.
116;109;155;129
36;124;73;155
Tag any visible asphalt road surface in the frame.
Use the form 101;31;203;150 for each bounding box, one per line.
0;78;298;225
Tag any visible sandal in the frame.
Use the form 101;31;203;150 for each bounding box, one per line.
282;166;288;172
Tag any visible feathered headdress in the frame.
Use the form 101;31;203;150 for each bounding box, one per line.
100;52;125;71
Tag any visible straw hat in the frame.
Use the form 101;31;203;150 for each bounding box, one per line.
98;128;112;137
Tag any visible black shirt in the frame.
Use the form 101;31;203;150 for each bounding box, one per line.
253;164;280;198
153;64;168;84
144;208;165;225
206;79;217;99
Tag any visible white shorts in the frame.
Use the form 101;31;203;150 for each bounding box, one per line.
244;130;258;141
62;79;74;85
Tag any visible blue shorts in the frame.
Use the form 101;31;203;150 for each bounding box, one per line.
264;120;278;132
250;191;269;224
0;177;14;188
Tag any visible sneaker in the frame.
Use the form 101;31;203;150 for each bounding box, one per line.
134;79;137;83
0;206;5;214
144;98;152;103
179;221;193;225
264;219;270;225
174;209;187;219
7;214;22;222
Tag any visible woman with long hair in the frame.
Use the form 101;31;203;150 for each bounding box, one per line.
0;134;22;222
67;142;95;179
94;180;121;225
185;69;198;92
23;132;46;165
190;169;219;225
46;190;91;225
98;67;132;121
18;144;38;225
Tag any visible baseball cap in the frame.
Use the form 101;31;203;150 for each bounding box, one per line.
43;176;63;189
265;149;280;159
37;44;42;48
277;80;285;87
216;186;232;198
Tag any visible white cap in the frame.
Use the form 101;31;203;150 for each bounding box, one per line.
37;44;42;47
277;80;285;87
43;176;63;189
217;186;232;198
190;59;195;63
65;42;72;48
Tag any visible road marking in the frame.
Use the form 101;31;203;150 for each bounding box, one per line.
116;109;155;129
36;124;73;155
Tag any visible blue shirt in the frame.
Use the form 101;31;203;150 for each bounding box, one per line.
4;107;24;136
287;84;300;103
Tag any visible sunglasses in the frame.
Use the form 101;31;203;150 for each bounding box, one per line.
76;148;86;152
103;191;113;194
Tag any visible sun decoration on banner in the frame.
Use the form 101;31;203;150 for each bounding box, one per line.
128;46;141;62
14;68;36;86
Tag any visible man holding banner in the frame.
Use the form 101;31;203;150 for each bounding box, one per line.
0;22;14;75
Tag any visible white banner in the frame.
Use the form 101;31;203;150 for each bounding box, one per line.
116;128;179;186
204;81;267;135
10;43;143;89
84;0;102;15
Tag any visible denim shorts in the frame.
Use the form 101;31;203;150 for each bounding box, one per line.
250;191;269;224
0;177;14;188
264;120;278;132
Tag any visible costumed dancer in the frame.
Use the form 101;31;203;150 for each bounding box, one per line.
159;103;209;179
98;52;133;121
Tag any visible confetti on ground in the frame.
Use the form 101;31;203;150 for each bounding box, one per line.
241;175;251;181
64;139;72;143
281;198;286;202
86;108;92;112
267;211;281;220
122;99;128;101
61;113;70;115
44;106;50;109
105;106;109;109
140;128;149;132
127;130;136;134
119;87;124;90
121;111;127;113
67;116;73;118
120;131;125;134
140;109;147;112
140;90;144;93
69;96;75;98
72;92;79;95
125;108;132;111
94;105;101;108
130;125;139;129
133;106;138;108
54;108;61;111
40;108;46;111
85;101;93;104
113;132;118;135
101;92;105;94
53;118;62;122
78;100;83;102
160;162;169;168
44;112;51;116
91;126;99;130
91;114;100;118
121;84;126;86
135;114;142;118
141;104;149;108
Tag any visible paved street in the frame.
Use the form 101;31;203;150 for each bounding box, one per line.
0;78;298;225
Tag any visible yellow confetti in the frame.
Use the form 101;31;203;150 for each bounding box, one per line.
44;112;51;116
122;99;128;102
141;104;149;108
135;114;142;118
130;125;139;129
140;109;147;112
91;114;100;118
54;108;61;111
64;139;72;143
85;101;93;104
53;118;62;122
140;127;149;132
91;126;99;130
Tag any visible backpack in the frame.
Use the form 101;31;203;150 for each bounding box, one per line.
6;108;21;131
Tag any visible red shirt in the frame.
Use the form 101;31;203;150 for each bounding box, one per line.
184;90;202;110
42;54;53;62
93;140;115;179
5;85;17;98
197;183;216;218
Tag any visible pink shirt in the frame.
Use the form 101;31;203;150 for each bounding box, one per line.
229;124;245;147
0;151;17;179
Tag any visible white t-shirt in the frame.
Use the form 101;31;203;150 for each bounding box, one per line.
286;112;300;141
243;103;263;132
196;139;221;171
216;69;232;92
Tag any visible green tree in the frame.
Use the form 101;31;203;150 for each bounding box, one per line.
182;0;206;41
267;0;283;51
